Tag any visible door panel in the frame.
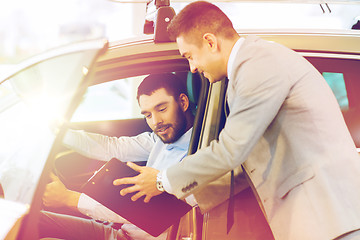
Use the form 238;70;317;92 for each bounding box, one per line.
203;188;273;240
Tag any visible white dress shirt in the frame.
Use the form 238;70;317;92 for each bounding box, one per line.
227;37;245;82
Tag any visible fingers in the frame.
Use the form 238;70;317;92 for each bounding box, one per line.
49;172;59;182
42;199;49;206
113;176;136;186
120;187;153;202
144;195;153;203
130;191;145;202
113;176;140;198
126;162;142;172
113;178;152;202
43;195;53;207
119;185;139;196
42;189;52;206
112;165;160;202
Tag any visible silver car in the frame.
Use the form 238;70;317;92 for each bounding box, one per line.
0;2;359;240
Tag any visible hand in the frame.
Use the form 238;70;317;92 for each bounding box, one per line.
113;162;162;203
121;223;167;240
42;172;80;209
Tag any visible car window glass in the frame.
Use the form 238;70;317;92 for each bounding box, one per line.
322;72;349;111
0;47;103;205
71;76;143;122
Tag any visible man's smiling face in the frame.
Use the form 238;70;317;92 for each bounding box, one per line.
139;88;187;144
177;35;225;84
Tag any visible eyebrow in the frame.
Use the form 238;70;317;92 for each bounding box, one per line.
140;102;168;115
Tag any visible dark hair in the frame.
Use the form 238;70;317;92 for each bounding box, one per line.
137;73;187;101
167;1;237;44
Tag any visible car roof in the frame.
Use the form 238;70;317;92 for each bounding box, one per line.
92;29;360;85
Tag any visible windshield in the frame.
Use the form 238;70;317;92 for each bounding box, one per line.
0;40;106;205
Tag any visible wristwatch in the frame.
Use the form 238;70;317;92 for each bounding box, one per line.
156;172;165;192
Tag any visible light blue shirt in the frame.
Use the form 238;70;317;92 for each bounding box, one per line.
63;128;192;169
147;129;191;170
63;127;192;222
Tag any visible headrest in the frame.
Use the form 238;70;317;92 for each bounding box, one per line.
186;72;202;115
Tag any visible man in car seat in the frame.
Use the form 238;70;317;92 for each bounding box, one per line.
115;1;360;240
39;72;195;240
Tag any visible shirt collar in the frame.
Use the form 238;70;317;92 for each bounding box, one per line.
227;37;245;80
165;127;192;151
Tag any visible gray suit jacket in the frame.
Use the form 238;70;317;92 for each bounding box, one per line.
167;36;360;240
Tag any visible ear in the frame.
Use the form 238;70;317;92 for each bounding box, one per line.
202;33;218;52
178;93;190;112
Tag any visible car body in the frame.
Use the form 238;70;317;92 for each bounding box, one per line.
0;9;360;240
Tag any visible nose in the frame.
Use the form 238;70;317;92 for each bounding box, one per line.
152;113;163;126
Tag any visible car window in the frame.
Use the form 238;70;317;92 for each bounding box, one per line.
0;41;105;205
323;72;349;111
71;75;144;122
304;56;360;111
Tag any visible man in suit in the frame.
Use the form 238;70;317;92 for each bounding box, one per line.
115;1;360;239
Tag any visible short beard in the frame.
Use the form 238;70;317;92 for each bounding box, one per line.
156;107;187;144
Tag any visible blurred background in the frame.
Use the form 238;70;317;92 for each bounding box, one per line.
0;0;359;66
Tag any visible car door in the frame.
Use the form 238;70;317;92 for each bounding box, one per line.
0;39;108;239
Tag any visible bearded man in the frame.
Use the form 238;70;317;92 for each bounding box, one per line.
39;73;194;240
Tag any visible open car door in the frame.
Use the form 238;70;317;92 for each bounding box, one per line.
0;39;108;240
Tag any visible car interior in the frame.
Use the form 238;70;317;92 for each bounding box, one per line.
35;70;209;234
